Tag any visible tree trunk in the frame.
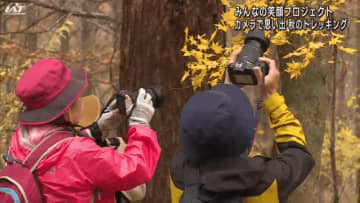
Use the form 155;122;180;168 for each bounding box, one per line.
25;5;38;51
355;6;360;203
356;22;360;203
118;1;223;202
279;44;329;203
330;45;339;203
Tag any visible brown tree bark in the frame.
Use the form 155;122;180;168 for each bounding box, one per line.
330;45;339;203
25;5;38;51
118;1;224;202
356;20;360;203
355;6;360;203
279;44;329;203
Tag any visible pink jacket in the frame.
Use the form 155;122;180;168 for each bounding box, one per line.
9;124;161;203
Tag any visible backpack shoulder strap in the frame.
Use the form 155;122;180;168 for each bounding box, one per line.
23;131;74;172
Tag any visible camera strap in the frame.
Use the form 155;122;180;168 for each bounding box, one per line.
252;75;266;151
254;75;265;124
254;98;263;123
102;94;118;114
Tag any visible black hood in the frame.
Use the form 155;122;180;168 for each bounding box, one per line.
198;156;270;202
170;153;273;203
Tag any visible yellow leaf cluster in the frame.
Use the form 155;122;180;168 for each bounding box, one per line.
282;41;323;78
0;92;21;138
222;8;237;28
338;46;357;55
282;45;309;59
321;123;360;186
211;42;224;54
328;32;358;54
285;60;306;79
271;31;289;46
181;27;230;90
329;32;344;46
220;0;231;7
292;29;311;37
49;17;75;50
346;95;360;109
311;31;329;39
308;41;325;50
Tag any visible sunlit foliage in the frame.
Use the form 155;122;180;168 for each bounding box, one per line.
321;121;360;189
181;0;357;90
0;17;75;138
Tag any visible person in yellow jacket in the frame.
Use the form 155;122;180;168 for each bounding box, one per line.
169;47;314;203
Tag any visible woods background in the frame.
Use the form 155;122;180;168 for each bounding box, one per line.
0;0;359;203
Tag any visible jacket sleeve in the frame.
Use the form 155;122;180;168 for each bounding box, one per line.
261;93;315;200
74;125;161;191
169;174;183;203
169;153;185;203
264;93;306;146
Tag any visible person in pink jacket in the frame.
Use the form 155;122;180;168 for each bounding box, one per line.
7;58;161;202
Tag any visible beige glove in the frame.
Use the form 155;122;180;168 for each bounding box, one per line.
126;88;155;127
121;184;146;202
97;99;121;130
114;137;127;153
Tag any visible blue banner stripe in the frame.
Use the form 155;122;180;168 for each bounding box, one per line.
0;187;21;203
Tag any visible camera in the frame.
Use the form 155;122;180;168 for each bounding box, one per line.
228;30;270;85
116;87;163;115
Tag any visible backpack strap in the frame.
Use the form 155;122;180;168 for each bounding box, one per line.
23;131;74;172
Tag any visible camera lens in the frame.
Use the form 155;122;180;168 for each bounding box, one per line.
146;87;163;108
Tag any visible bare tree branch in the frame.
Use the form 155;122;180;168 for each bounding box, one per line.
0;11;57;35
108;23;120;91
2;0;117;22
84;19;114;34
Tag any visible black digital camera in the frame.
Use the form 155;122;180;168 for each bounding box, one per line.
228;30;270;85
116;87;163;115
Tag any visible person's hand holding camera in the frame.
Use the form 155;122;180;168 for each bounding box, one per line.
224;47;243;85
113;137;126;153
227;47;280;99
97;99;121;131
125;88;155;127
256;57;280;99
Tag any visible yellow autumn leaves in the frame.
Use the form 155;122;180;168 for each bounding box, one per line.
271;31;289;46
49;18;74;50
282;41;323;79
181;27;236;89
321;123;360;184
329;32;357;54
181;0;358;88
346;95;360;109
282;31;357;79
0;93;21;136
0;59;31;137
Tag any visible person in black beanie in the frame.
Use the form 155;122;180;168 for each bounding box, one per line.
169;48;315;203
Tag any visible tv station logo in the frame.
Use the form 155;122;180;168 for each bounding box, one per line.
3;2;27;16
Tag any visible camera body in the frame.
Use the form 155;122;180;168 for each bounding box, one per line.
116;87;163;115
228;30;270;85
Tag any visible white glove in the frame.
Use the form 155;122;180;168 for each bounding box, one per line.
126;88;155;127
97;99;121;130
121;184;146;202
